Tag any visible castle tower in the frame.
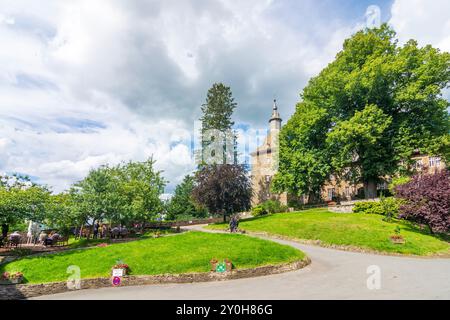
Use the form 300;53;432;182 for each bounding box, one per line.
269;99;282;131
250;100;285;206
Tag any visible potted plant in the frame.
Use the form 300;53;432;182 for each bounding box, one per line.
111;261;129;276
1;271;24;284
210;258;218;272
390;226;405;244
224;258;233;272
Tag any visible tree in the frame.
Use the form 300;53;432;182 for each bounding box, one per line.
192;164;251;222
70;158;166;229
166;175;207;220
394;169;449;234
115;159;167;227
0;174;49;229
272;102;331;201
199;83;238;165
70;165;121;228
45;193;79;235
274;24;450;200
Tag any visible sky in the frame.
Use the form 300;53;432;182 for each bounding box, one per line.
0;0;449;194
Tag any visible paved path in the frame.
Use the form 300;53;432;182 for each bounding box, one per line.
33;225;450;300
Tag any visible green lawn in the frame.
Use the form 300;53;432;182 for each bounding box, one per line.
1;231;305;284
207;209;450;256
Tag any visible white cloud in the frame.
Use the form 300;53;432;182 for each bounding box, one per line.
2;0;446;194
389;0;450;51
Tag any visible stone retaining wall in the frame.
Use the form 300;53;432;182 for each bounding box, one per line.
328;199;381;213
0;258;310;300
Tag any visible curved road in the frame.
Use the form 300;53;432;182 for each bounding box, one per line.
34;225;450;300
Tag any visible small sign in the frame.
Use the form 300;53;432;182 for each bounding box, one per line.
112;268;124;277
216;262;226;273
112;276;121;286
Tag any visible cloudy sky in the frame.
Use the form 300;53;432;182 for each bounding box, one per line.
0;0;449;194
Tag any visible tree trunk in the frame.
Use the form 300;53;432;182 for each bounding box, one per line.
307;191;319;204
364;180;377;199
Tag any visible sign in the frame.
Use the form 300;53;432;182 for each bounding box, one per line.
112;276;121;286
216;262;226;273
112;268;124;277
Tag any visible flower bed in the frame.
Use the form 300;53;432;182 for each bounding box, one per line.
1;271;24;285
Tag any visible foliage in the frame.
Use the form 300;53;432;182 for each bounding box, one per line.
252;200;288;216
274;24;450;200
199;82;238;165
192;164;252;221
166;175;208;220
272;103;330;200
1;232;304;284
114;159;167;226
45;193;78;234
352;197;402;218
395;169;450;234
207;208;450;256
0;175;50;226
388;176;411;194
251;205;268;217
69;158;166;228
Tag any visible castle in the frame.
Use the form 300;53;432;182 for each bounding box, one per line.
250;101;446;206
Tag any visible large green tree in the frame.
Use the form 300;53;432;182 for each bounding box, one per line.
274;24;450;200
115;159;166;227
199;83;238;165
70;158;166;228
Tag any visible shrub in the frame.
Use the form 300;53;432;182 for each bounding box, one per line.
395;169;450;234
251;205;268;217
353;201;383;215
389;176;411;194
251;200;288;217
352;197;401;217
261;200;288;214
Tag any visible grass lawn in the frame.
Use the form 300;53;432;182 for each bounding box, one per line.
207;209;450;256
0;231;305;284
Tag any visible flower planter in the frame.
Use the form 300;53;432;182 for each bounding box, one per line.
224;259;233;272
390;236;406;244
210;259;218;272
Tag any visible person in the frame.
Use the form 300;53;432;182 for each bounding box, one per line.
101;224;108;238
229;215;237;233
39;231;48;245
2;223;9;239
93;222;100;239
9;231;21;247
232;215;240;233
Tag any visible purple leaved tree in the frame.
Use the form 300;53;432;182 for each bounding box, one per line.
395;169;450;234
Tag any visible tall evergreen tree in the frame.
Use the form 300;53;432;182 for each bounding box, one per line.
199;83;238;165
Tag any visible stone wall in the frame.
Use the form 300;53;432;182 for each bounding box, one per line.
328;199;380;213
0;258;310;300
